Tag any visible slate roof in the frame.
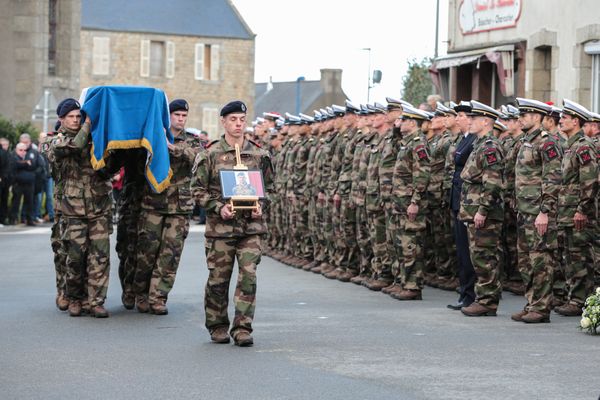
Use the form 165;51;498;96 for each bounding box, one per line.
81;0;254;40
254;80;323;118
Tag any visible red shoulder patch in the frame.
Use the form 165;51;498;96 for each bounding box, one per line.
577;146;592;164
415;144;429;160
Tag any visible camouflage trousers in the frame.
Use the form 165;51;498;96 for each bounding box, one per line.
204;234;262;335
308;195;322;261
424;195;452;279
62;215;111;307
562;226;595;306
115;187;142;298
314;198;329;264
501;204;520;283
134;211;190;305
553;231;568;304
322;198;336;266
338;195;358;272
51;214;67;295
366;194;387;280
355;203;373;276
382;202;397;281
391;208;427;290
467;220;502;308
516;213;556;314
593;220;600;286
269;192;282;250
293;195;312;259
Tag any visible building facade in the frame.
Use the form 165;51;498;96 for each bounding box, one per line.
433;0;600;111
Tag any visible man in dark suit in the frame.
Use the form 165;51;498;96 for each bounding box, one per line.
448;101;477;310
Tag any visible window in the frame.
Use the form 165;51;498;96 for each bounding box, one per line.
195;43;220;81
92;37;110;75
585;41;600;113
48;0;57;75
140;40;175;78
202;107;219;139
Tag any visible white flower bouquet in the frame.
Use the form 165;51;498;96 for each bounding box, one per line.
580;287;600;335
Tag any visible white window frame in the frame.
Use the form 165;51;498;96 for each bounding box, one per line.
210;44;220;81
166;41;175;79
202;107;219;139
195;43;205;80
92;36;110;76
585;41;600;113
140;39;150;77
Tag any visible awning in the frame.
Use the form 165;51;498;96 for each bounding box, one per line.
431;44;516;97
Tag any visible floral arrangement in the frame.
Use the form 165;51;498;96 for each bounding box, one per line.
580;287;600;335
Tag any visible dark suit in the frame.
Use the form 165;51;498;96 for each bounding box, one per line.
451;133;477;306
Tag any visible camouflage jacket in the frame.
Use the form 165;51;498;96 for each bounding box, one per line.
317;131;338;197
515;128;562;217
289;135;310;196
391;129;431;209
51;123;113;218
351;130;377;207
40;132;65;214
338;128;362;196
366;133;387;197
304;136;320;198
557;130;598;226
141;131;201;214
310;137;326;198
281;137;298;197
378;128;402;202
326;130;345;197
273;137;292;194
192;136;273;238
459;131;505;222
428;131;454;201
504;132;525;206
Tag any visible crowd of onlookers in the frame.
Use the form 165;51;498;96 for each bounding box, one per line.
0;133;54;227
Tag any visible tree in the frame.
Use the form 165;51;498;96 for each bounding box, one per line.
0;115;40;147
401;58;434;108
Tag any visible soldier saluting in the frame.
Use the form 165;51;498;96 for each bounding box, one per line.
192;100;273;347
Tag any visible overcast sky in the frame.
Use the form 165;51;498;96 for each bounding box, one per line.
231;0;449;105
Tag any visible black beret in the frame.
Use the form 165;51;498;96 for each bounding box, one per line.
220;100;247;117
54;121;61;131
56;98;81;118
169;99;189;113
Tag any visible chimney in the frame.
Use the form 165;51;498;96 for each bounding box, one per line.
320;69;342;94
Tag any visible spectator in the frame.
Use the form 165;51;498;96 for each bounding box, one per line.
35;132;54;222
9;142;38;226
0;138;10;225
19;133;46;223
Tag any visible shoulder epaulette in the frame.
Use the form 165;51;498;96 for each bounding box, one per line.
413;136;421;142
248;139;262;148
206;139;219;149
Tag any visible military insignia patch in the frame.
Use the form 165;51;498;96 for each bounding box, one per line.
576;146;592;164
415;144;429;160
484;147;498;165
542;142;559;160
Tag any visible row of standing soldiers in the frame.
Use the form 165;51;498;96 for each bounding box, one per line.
262;96;599;321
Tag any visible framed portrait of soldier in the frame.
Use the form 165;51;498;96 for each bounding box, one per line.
219;169;265;199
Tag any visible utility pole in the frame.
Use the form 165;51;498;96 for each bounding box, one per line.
362;48;372;103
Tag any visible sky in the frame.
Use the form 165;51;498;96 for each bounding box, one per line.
231;0;449;105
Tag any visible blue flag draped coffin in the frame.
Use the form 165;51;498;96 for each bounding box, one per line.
80;85;172;193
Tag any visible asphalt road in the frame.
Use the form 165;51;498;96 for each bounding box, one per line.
1;224;599;400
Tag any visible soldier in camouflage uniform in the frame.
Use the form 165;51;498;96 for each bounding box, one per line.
459;101;505;316
378;98;405;295
269;122;291;258
40;126;69;311
192;100;273;347
554;100;598;317
349;107;376;284
325;102;362;281
511;98;563;323
133;99;200;315
362;103;392;291
389;105;431;300
51;98;114;318
583;113;600;286
500;105;524;294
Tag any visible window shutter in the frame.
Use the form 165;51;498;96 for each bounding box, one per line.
166;41;175;78
203;107;219;139
210;44;220;81
195;43;204;80
140;39;150;77
92;37;110;75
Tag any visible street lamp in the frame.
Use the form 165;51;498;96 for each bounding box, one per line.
295;76;305;115
362;48;372;102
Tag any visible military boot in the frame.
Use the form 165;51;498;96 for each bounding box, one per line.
337;270;358;283
150;301;168;315
136;296;149;313
367;279;393;292
324;268;343;279
320;264;336;275
233;330;254;347
461;302;497;316
92;305;109;318
210;327;230;344
350;274;368;285
510;309;528;322
121;292;135;310
521;311;550;323
391;289;423;300
554;303;582;316
68;300;82;317
56;292;69;311
302;261;318;271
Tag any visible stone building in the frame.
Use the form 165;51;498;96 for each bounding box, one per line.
254;69;348;119
432;0;600;111
80;0;255;139
0;0;80;129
